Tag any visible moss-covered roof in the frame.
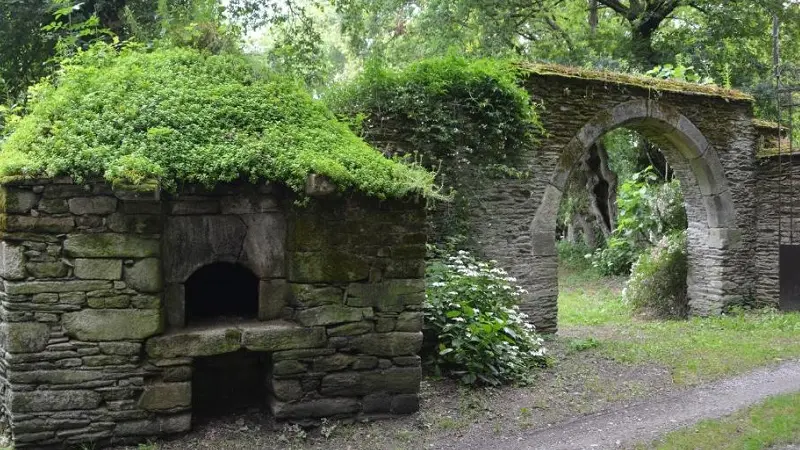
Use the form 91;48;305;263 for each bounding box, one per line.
520;63;753;101
0;45;440;199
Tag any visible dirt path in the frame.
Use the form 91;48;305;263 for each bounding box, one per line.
443;359;800;450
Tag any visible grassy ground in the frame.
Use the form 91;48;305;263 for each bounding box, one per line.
637;392;800;449
559;269;800;385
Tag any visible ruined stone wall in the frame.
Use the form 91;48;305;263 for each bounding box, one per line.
0;178;426;448
0;178;165;447
755;155;800;305
469;73;759;331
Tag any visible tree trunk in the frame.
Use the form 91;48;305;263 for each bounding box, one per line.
582;141;618;238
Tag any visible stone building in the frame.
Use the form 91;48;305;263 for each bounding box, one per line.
0;177;426;448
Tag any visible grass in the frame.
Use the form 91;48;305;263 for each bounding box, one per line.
559;268;800;385
638;392;800;449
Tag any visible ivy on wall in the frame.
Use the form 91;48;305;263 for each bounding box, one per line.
327;57;542;241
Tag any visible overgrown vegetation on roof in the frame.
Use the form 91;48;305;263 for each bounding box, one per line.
522;63;753;101
0;44;440;199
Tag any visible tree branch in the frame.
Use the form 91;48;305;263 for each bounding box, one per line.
596;0;630;16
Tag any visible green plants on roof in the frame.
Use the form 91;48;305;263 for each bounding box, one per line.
0;43;440;200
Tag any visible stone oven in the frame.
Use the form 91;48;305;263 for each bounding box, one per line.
0;176;426;448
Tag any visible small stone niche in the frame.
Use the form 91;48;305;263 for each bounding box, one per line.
0;178;427;449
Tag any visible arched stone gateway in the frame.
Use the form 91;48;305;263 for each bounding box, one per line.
470;67;766;332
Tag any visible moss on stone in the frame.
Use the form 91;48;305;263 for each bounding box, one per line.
521;63;753;101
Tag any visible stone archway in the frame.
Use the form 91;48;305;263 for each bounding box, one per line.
530;99;741;329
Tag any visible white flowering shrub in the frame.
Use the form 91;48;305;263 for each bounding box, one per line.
424;249;548;385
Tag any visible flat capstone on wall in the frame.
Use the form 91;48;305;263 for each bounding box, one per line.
0;176;427;449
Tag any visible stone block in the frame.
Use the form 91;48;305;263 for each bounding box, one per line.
240;213;286;278
313;353;356;372
124;258;163;293
345;279;425;311
272;379;304;401
163;366;193;382
3;215;75;233
395;312;424;332
131;294;160;309
320;372;362;396
38;198;69;214
74;259;123;280
10;390;102;413
289;284;343;307
1;189;39;213
25;261;68;278
0;322;50;353
138;382;191;411
168;199;220;215
352;355;379;370
288;251;370;283
363;367;421;394
273;360;306;375
107;213;162;234
68;197;118;215
259;279;288;320
241;324;326;352
146;328;242;358
87;295;130;308
351;332;423;357
305;174;337;197
295;305;367;327
64;234;160;258
62;309;162;341
327;321;373;337
162;215;246;283
271;398;360;419
99;342;141;355
5;279;111;295
0;242;26;280
362;393;391;414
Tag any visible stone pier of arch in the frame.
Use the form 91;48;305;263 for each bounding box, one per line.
470;67;787;333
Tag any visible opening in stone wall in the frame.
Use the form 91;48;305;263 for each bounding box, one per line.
192;350;272;421
185;262;259;325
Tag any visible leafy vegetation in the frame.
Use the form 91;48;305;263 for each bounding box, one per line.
589;168;686;275
624;231;688;318
424;249;548;386
328;56;540;239
639;392;800;449
0;44;439;198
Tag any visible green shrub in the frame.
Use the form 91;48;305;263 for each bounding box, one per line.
589;235;640;276
424;249;548;385
557;240;593;272
623;231;688;318
327;57;541;239
0;44;440;200
589;168;687;275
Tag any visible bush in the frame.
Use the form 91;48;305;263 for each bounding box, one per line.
327;57;541;239
589;235;640;276
623;231;688;318
557;240;593;272
424;249;548;385
0;44;440;200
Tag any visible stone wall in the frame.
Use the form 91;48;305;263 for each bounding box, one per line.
0;178;426;448
755;153;800;306
469;72;759;332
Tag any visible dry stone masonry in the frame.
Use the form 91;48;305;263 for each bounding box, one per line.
0;178;426;448
469;67;780;332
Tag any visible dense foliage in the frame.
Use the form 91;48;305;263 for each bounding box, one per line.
0;44;439;198
589;168;686;275
424;249;548;385
624;231;689;318
327;57;540;238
